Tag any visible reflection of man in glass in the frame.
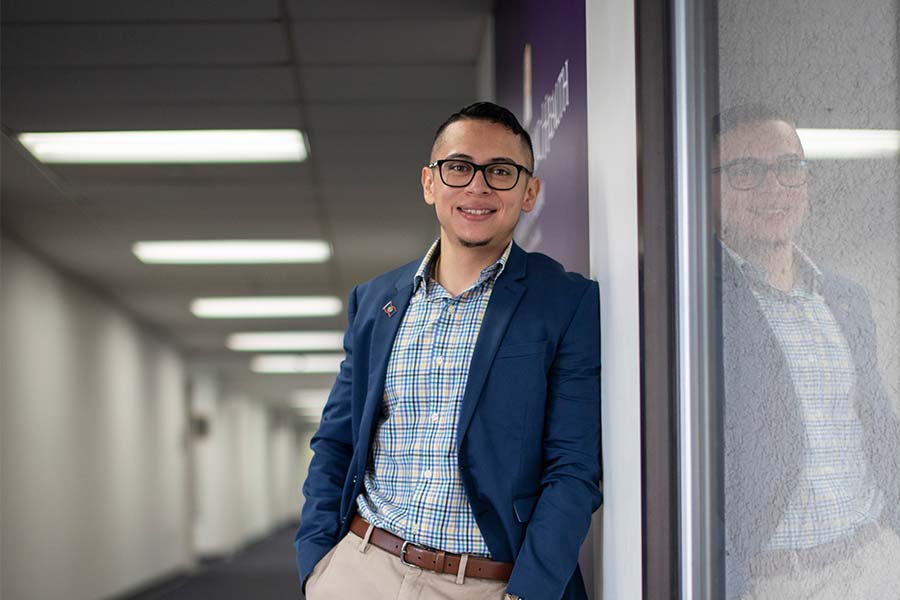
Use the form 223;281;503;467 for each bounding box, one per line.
714;105;900;599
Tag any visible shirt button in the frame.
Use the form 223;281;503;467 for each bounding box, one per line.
423;470;432;479
430;413;440;422
447;306;455;315
434;356;444;366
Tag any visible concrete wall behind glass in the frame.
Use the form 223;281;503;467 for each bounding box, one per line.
716;1;900;597
718;0;900;398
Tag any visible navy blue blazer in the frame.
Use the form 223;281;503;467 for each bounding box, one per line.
719;252;900;597
295;242;602;600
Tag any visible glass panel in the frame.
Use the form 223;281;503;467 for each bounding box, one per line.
714;1;900;598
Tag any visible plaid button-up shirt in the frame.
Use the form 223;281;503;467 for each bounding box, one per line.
356;240;512;556
727;245;884;550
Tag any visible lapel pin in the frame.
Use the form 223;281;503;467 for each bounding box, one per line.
382;300;397;318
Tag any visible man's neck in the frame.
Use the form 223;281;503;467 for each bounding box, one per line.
728;236;795;292
433;235;509;296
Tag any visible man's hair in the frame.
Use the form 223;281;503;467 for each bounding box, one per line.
713;103;797;137
432;101;535;167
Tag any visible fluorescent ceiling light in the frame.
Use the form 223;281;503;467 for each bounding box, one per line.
191;296;342;319
251;353;344;374
133;240;331;264
227;331;344;352
17;129;308;164
797;128;900;160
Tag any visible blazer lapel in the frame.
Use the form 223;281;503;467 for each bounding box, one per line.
358;273;415;454
456;244;528;444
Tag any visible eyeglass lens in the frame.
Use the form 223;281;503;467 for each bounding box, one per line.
725;158;808;190
439;160;521;190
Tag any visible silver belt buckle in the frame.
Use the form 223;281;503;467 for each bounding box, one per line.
400;540;420;569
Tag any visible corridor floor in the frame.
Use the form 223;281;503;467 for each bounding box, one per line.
124;523;303;600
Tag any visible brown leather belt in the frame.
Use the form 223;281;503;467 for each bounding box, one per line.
350;514;513;581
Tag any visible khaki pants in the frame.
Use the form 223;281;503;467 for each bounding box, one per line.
305;529;510;600
745;526;900;600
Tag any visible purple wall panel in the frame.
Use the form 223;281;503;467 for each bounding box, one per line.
494;3;595;596
495;0;590;276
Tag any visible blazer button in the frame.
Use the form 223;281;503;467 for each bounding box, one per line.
352;475;358;484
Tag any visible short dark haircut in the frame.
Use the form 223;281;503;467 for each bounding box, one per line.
432;101;535;167
713;103;797;137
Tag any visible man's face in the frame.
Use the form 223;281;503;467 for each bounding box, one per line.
714;119;808;249
422;118;539;252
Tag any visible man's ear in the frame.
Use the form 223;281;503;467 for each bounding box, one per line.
521;176;540;213
422;166;436;206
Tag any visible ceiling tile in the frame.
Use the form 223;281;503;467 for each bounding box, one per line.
291;18;484;64
1;0;281;23
1;66;296;103
305;101;462;133
1;101;303;133
285;0;493;20
42;163;313;185
1;24;288;67
299;65;475;102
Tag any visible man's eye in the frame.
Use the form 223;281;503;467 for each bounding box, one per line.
446;162;472;173
489;165;514;177
729;162;761;178
777;159;805;171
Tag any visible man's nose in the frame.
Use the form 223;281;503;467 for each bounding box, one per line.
758;166;781;192
466;168;491;193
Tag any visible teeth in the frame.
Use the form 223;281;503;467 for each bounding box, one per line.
461;208;493;215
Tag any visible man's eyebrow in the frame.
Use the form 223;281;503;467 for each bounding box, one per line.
440;153;521;164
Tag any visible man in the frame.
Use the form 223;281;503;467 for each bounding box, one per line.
714;105;900;599
295;102;602;600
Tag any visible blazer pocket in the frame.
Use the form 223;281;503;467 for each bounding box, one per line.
495;340;547;359
513;494;540;523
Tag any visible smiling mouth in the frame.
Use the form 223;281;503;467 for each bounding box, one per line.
458;208;497;216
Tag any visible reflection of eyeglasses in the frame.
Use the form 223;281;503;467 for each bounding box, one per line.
427;159;532;191
712;157;809;190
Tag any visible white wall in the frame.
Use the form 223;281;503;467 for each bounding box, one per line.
0;237;192;600
191;371;243;556
191;374;305;557
585;0;643;598
267;415;305;526
237;398;272;542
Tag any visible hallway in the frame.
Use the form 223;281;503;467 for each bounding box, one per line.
126;525;302;600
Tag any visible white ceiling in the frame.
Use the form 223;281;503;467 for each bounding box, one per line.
1;0;495;405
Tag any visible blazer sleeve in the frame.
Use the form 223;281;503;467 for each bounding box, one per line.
507;280;603;600
294;286;359;587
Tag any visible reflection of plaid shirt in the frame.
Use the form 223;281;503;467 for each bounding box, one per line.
356;240;511;556
726;245;884;550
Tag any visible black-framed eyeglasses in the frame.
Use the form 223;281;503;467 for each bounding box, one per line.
712;157;810;191
427;159;532;191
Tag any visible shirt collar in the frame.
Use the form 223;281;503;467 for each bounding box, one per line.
412;239;513;296
722;241;823;294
